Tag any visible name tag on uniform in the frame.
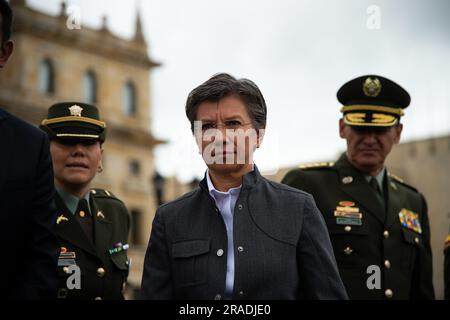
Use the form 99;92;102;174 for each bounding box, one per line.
336;217;362;226
58;259;76;267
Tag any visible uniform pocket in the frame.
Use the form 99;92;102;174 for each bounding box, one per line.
326;218;370;270
172;239;210;288
111;252;129;271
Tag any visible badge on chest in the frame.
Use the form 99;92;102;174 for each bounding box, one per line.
334;201;362;226
399;208;422;234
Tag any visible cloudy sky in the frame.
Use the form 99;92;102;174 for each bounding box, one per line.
27;0;450;182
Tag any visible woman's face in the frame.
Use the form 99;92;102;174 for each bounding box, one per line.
50;139;103;190
195;95;263;174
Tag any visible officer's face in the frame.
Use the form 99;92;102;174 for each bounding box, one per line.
0;15;14;68
339;119;402;174
50;139;103;189
195;95;263;175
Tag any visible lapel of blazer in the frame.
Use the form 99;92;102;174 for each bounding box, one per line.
55;192;97;256
90;195;113;258
334;154;386;224
385;173;404;229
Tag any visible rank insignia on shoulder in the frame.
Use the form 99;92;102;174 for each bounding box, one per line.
57;215;69;225
109;242;129;255
388;172;404;183
334;201;362;225
97;211;105;219
399;208;422;234
299;162;334;170
445;235;450;248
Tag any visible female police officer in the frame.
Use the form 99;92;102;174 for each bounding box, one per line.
40;102;130;300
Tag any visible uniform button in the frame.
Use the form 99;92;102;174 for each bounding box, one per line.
97;267;106;277
95;297;102;300
342;176;353;184
383;230;389;239
384;260;391;269
214;294;222;300
237;204;243;210
344;226;352;232
239;291;244;297
57;288;68;299
414;237;420;244
237;246;244;253
91;189;97;195
79;211;85;218
385;289;393;299
216;249;224;257
215;208;219;213
344;247;353;255
63;267;70;274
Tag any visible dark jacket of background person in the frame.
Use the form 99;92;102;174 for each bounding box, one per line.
0;108;59;299
141;166;348;300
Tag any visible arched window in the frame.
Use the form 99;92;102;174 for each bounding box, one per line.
122;81;137;116
38;58;55;95
83;70;97;103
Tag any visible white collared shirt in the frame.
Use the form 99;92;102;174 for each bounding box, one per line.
206;170;242;298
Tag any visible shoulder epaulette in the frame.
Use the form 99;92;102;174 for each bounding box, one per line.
445;235;450;249
299;162;335;170
388;172;418;192
90;188;122;202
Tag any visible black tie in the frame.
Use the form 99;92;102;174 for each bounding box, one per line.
370;177;386;213
369;177;381;195
74;199;94;244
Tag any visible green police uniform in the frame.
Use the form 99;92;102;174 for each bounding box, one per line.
282;75;434;299
40;102;130;300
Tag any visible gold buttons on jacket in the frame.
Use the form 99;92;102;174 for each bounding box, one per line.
384;260;391;269
79;211;85;218
63;267;70;274
217;249;224;257
383;230;390;239
97;267;106;277
414;237;420;244
344;226;352;232
385;289;393;298
344;247;353;255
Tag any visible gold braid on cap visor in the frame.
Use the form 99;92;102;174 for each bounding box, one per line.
340;105;405;116
343;112;398;127
40;116;107;128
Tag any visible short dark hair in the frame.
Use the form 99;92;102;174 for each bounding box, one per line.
185;73;267;132
0;0;12;45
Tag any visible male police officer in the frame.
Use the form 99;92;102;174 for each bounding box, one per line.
40;102;130;300
282;75;434;299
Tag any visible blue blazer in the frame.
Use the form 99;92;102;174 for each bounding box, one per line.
0;108;59;299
